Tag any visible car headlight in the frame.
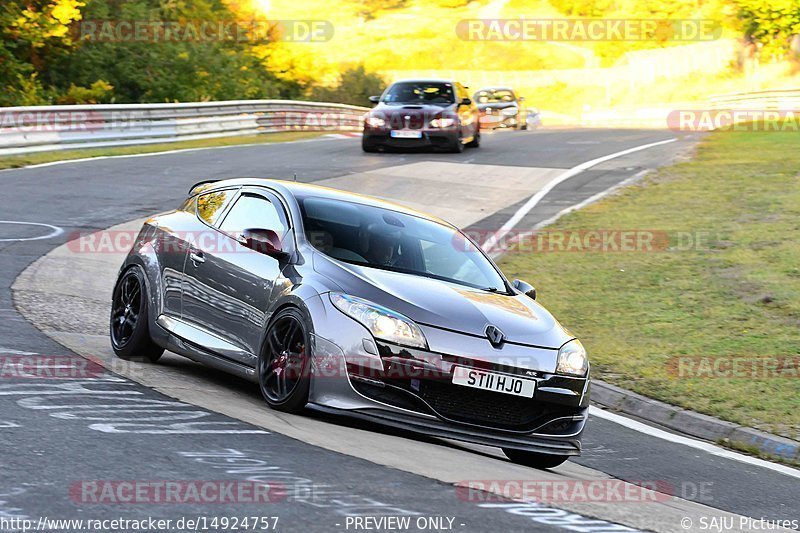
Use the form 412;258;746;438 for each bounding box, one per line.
330;293;428;349
556;339;588;376
502;107;519;116
429;117;456;128
365;115;385;127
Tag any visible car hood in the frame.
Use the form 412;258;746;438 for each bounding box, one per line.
312;253;573;349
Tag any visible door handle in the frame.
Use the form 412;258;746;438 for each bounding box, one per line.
189;250;205;264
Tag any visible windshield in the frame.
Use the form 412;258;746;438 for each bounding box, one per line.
382;82;455;106
474;89;516;103
299;196;509;292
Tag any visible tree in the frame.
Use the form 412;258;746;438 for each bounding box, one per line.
0;0;84;105
309;65;385;106
735;0;800;58
50;0;302;103
0;0;305;105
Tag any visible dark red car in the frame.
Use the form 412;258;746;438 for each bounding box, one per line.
362;79;480;153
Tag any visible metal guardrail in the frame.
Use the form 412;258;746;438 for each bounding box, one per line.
0;100;369;156
2;87;797;157
708;88;800;110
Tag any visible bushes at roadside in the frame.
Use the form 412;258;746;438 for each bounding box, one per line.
309;65;385;107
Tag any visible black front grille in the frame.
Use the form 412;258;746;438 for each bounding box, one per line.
418;380;549;429
350;375;585;433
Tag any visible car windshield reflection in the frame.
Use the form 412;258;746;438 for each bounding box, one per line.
382;82;456;106
298;195;508;292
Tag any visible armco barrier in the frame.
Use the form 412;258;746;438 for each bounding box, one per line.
0;100;369;156
708;87;800;110
2;88;798;156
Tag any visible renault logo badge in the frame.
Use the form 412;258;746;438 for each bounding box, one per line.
485;325;505;347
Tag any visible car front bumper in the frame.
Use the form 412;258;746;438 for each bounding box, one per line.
307;403;584;455
306;295;589;456
479;113;519;129
362;127;459;150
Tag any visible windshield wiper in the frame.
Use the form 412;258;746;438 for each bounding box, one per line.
481;287;501;292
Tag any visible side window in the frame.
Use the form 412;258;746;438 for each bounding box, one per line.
197;189;235;226
218;194;288;239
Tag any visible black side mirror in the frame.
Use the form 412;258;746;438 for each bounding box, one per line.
239;228;288;259
513;279;536;300
461;97;472;106
368;96;381;104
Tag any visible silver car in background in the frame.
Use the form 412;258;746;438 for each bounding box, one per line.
110;178;590;469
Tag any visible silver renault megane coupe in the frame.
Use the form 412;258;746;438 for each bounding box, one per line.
110;178;590;469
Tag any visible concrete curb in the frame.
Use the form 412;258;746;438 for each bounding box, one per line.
591;380;800;462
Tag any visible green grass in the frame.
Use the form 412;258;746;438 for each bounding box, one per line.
0;131;327;170
719;438;800;467
499;129;800;439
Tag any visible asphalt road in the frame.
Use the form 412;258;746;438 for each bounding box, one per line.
1;129;797;533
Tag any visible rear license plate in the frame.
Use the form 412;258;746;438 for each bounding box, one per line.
452;366;535;398
390;130;422;139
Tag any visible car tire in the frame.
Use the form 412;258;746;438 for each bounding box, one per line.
449;132;465;153
466;131;480;148
110;267;164;363
502;448;569;469
258;307;312;413
362;138;379;153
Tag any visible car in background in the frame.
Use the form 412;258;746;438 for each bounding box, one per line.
474;87;530;130
362;79;480;153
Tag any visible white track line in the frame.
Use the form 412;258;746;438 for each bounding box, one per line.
0;135;342;172
487;169;652;260
0;220;64;242
591;407;800;480
530;168;650;231
481;137;677;252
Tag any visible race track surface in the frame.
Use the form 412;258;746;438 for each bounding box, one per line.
1;129;797;533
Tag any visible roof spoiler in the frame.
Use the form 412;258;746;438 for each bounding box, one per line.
188;179;219;195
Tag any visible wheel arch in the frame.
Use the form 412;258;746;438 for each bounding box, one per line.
259;292;316;358
115;254;169;348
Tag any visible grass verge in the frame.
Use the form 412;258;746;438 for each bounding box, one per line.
498;129;800;439
0;131;328;170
